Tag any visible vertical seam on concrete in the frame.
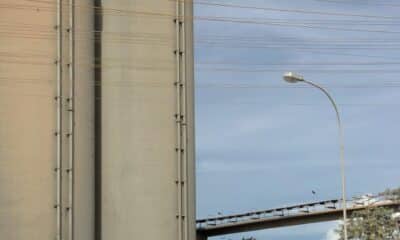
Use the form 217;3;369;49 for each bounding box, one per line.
184;2;196;239
94;0;102;239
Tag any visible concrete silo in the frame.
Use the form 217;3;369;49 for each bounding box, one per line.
0;0;94;239
0;0;195;239
99;0;196;240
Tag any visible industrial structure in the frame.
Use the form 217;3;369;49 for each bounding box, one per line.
196;198;400;239
0;1;195;240
1;2;398;240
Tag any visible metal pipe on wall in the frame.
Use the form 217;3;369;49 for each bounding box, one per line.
56;0;63;239
67;0;76;238
175;1;183;240
180;0;189;239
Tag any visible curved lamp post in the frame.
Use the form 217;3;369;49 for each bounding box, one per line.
283;72;348;240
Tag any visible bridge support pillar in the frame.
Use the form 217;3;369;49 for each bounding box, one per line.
197;232;207;240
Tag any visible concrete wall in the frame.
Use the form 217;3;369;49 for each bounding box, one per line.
73;0;95;238
0;1;195;239
0;0;94;239
0;1;57;238
100;0;195;239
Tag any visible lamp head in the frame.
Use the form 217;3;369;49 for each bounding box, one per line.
283;72;304;83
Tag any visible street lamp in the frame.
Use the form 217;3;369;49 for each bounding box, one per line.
283;72;348;240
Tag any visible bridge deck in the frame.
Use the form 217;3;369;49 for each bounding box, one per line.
197;200;399;237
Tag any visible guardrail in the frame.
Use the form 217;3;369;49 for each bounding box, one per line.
196;195;396;229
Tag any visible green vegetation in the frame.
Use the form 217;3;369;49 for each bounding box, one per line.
336;187;400;240
337;207;399;240
381;188;400;201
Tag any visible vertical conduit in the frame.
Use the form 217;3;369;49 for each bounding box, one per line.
67;0;75;239
174;1;183;240
180;0;189;239
56;0;63;239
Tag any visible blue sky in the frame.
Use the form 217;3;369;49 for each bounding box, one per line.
194;1;400;239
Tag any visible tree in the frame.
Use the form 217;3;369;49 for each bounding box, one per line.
336;187;400;240
337;207;399;240
381;187;400;201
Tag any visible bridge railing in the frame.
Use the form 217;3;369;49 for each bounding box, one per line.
196;195;393;229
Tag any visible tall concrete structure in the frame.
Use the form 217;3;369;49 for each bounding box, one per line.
99;0;196;240
0;0;95;239
0;1;195;240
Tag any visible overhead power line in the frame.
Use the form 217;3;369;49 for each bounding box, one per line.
1;77;400;89
196;16;400;34
189;0;400;19
22;0;400;20
314;0;400;7
2;2;400;35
